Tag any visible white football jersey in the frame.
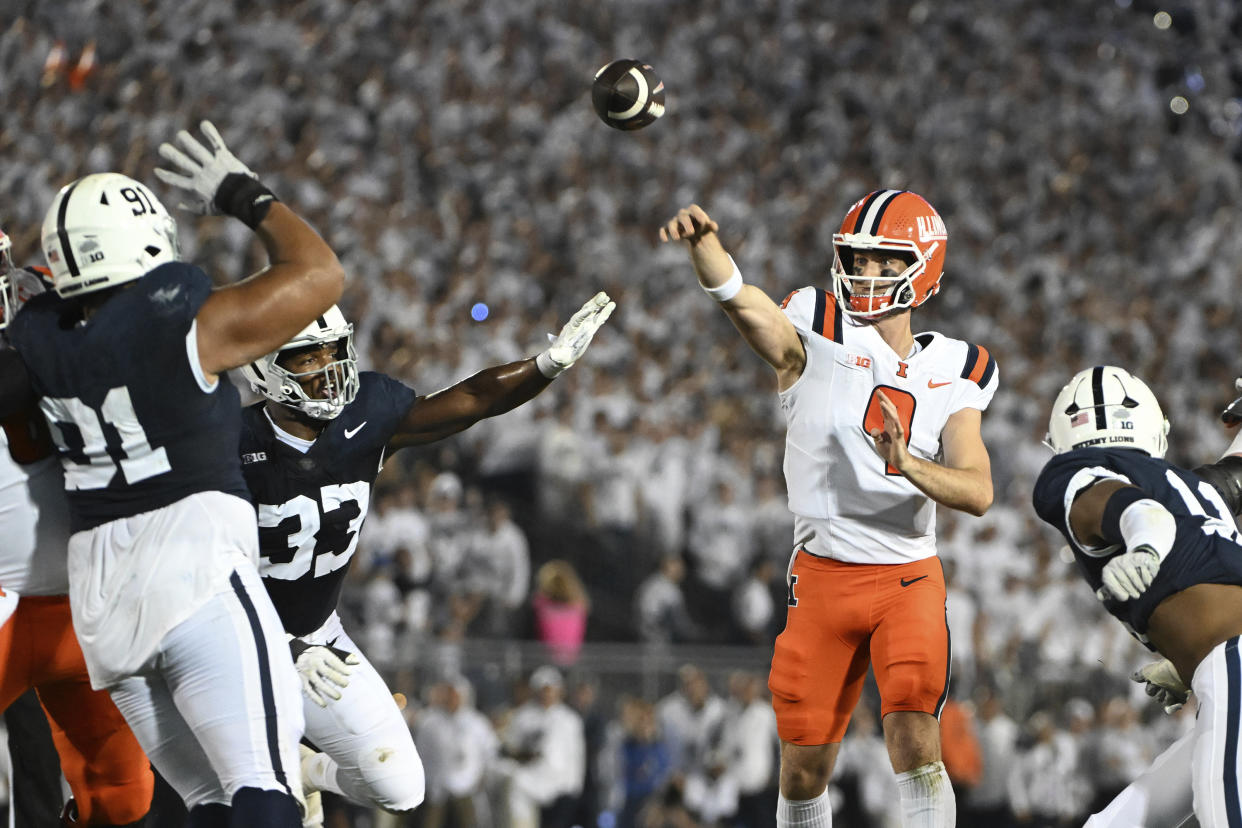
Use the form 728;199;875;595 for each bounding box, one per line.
0;430;71;596
779;287;998;564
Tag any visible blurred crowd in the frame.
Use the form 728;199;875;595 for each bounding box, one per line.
7;0;1242;824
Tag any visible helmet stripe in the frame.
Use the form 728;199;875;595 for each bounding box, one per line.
56;180;82;278
1091;366;1107;429
857;189;902;235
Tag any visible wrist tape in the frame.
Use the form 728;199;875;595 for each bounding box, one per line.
535;350;565;379
214;173;279;230
701;256;744;303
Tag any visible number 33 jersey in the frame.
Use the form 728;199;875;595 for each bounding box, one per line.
238;372;416;636
779;287;998;564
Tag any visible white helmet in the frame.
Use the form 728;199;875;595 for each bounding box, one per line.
239;305;359;420
1046;366;1170;457
41;173;179;298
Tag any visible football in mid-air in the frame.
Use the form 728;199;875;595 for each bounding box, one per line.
591;59;665;131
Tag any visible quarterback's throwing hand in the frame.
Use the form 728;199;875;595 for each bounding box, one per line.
1130;658;1189;714
536;292;616;378
294;644;360;708
658;204;719;246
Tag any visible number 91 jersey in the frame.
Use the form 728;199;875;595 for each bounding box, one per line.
1033;447;1242;643
779;287;998;563
8;263;249;532
239;371;416;636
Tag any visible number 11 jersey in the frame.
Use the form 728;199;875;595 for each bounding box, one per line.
778;287;998;564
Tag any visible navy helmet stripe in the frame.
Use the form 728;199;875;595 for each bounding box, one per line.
1091;366;1107;429
857;189;903;235
56;180;82;278
229;570;292;796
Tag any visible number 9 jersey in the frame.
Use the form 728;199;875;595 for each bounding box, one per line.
778;287;998;563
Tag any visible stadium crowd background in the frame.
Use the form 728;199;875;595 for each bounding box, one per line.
4;0;1242;824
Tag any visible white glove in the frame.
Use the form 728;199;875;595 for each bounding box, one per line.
1096;545;1162;602
1131;658;1189;714
294;644;360;707
535;292;616;378
154;120;258;215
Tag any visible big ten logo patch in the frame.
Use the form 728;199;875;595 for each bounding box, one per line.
850;354;872;369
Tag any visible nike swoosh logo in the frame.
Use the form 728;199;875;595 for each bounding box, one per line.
927;380;952;389
343;422;367;439
900;575;929;587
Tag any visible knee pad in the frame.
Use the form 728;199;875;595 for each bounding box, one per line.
230;788;301;828
359;746;426;811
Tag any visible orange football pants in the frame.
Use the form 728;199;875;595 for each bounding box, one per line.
768;551;950;745
0;595;152;825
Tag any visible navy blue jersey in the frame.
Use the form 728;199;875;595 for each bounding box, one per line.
240;371;417;635
1033;447;1242;644
8;263;248;532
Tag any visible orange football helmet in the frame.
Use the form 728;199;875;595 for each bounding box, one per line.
831;189;947;319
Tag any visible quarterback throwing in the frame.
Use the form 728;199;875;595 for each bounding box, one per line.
660;191;996;828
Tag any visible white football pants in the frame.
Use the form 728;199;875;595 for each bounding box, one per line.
109;564;304;808
300;612;424;811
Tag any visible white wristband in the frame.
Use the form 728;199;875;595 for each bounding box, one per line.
535;350;565;379
701;257;744;303
1119;499;1176;563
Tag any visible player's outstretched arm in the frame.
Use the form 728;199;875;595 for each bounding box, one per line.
154;121;344;382
659;205;804;389
869;396;993;516
388;292;614;450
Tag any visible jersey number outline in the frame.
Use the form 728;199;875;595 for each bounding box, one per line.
258;482;371;581
42;387;171;490
1165;470;1242;544
862;385;918;475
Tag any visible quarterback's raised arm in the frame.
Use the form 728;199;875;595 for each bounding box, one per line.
155;121;344;382
389;292;615;449
660;204;805;390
